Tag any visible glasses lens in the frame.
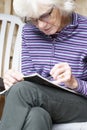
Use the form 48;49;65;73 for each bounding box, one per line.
39;8;53;22
25;7;53;25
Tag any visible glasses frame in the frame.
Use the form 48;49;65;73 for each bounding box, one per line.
25;7;54;25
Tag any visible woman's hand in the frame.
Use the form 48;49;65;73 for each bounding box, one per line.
3;69;24;90
50;62;78;89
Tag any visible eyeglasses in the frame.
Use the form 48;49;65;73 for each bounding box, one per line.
25;7;53;25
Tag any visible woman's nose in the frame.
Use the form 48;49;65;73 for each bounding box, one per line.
38;20;47;29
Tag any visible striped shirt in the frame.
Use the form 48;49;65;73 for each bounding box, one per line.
22;12;87;97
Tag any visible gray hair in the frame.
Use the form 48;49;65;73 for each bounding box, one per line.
13;0;75;18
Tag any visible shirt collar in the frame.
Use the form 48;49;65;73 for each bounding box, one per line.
50;12;79;42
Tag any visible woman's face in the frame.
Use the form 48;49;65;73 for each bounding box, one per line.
36;7;63;35
27;6;63;35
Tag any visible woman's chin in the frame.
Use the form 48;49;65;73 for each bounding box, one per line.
43;27;58;35
44;30;56;35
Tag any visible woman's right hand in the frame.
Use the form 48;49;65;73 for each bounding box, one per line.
3;69;24;90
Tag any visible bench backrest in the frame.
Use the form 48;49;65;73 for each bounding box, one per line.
0;14;24;77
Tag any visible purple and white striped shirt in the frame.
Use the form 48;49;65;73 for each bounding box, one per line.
22;12;87;97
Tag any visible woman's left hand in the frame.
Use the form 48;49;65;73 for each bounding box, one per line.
50;62;78;89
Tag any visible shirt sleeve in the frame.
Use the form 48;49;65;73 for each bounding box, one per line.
21;25;36;76
74;78;87;97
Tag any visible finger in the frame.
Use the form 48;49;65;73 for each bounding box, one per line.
3;70;22;88
4;69;23;82
51;67;65;80
4;78;13;90
50;62;69;75
50;62;70;80
50;64;60;75
56;70;72;83
12;70;24;81
4;85;10;90
4;73;18;87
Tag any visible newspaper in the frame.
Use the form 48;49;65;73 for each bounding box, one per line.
0;73;78;95
24;73;77;94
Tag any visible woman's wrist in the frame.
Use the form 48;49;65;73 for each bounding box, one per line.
65;75;78;90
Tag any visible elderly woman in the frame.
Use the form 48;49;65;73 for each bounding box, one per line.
1;0;87;130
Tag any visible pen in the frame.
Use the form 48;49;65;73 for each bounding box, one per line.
47;76;52;80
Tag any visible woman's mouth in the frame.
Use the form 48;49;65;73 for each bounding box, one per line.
44;27;51;33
